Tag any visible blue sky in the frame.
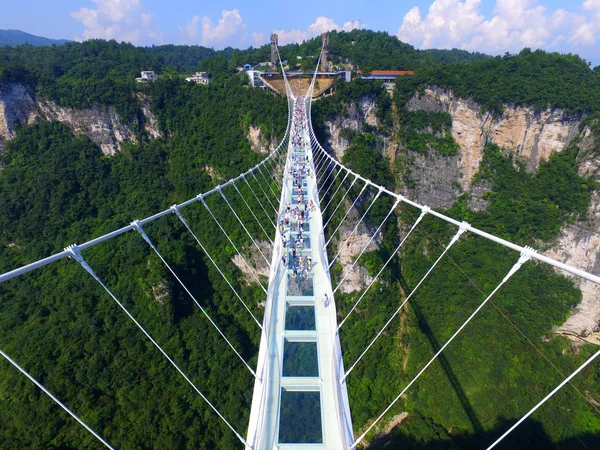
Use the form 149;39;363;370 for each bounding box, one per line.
2;0;600;65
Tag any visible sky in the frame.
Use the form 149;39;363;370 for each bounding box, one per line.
2;0;600;65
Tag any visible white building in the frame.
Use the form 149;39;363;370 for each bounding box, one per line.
185;72;210;84
135;71;158;83
246;70;265;87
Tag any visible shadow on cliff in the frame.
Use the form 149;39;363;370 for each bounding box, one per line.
366;414;600;450
406;289;484;435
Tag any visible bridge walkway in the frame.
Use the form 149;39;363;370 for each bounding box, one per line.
246;97;352;449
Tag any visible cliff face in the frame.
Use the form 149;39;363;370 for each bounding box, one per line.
322;90;600;344
0;82;160;156
407;87;580;192
548;193;600;345
0;83;37;154
334;199;380;294
248;125;277;155
325;95;381;161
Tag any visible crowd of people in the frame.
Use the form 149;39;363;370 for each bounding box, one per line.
279;97;315;280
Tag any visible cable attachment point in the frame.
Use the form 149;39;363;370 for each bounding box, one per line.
131;220;152;246
503;246;534;283
65;244;84;263
458;221;471;235
65;244;95;277
448;221;470;246
519;245;535;265
170;204;188;225
196;192;204;200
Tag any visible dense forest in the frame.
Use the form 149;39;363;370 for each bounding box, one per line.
1;31;600;449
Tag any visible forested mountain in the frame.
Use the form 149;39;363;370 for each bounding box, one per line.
1;32;600;449
0;29;70;47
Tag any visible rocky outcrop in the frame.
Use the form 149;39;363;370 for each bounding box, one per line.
549;193;600;345
140;96;161;140
333;199;380;293
400;150;463;210
0;83;38;154
248;125;276;155
408;87;580;189
325;95;378;160
232;240;272;285
322;88;600;345
38;99;137;156
0;82;160;156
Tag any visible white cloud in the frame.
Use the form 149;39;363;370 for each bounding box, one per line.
181;15;200;43
397;0;600;57
202;9;245;48
252;32;266;48
274;16;367;45
180;9;246;49
71;0;162;44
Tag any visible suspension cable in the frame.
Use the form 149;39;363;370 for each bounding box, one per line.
318;160;337;195
314;144;328;174
218;187;271;267
323;170;350;213
314;148;328;174
319;166;344;204
64;244;248;446
342;221;469;380
170;206;262;329
334;197;401;293
232;182;274;245
264;152;283;188
200;196;268;293
329;188;383;268
257;164;281;201
323;176;359;229
317;158;335;184
0;347;115;449
325;183;370;248
243;174;276;228
131;220;257;376
487;347;600;449
351;248;533;449
251;171;278;214
337;207;430;330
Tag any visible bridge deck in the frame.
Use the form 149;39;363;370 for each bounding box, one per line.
247;98;352;449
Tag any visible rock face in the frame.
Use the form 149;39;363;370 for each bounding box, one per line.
140;96;162;140
0;82;160;156
325;95;378;160
400;150;462;210
322;90;600;344
548;192;600;345
248;125;276;155
232;239;272;284
38;99;137;156
333;199;380;294
408;87;580;189
0;83;38;154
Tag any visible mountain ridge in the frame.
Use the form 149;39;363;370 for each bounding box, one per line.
0;29;70;47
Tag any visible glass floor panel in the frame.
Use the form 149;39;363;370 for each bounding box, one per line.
279;390;323;444
282;340;319;377
287;274;314;296
285;305;316;330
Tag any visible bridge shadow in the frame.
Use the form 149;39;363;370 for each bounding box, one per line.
171;244;214;324
406;293;484;436
367;414;600;449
